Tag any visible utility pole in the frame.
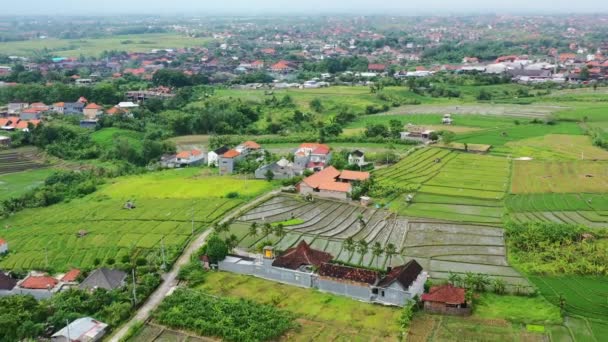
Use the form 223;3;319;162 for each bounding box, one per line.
161;237;167;271
191;201;196;236
66;319;71;342
131;268;137;307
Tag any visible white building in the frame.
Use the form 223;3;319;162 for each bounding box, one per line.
52;317;108;342
0;238;7;254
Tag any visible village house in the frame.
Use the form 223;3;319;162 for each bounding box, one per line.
299;166;370;200
235;140;262;155
8;103;29;115
255;157;302;180
348;150;366;167
207;145;230;167
400;125;435;141
218;149;242;175
0;135;10;147
421;284;471;316
173;149;206;167
83;103;103;120
53;102;85;115
14;273;63;299
294;143;332;171
52;317;108;342
0;272;17;296
79;268;127;291
218;241;427;306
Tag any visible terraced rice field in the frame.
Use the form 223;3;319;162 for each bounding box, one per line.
0;147;46;175
375;148;510;224
506;193;608;228
231;195;529;290
497;134;608;161
530;276;608;341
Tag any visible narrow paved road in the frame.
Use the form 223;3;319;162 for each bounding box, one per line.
110;190;280;342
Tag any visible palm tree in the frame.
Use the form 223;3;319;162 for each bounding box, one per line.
384;243;397;266
492;278;506;294
274;223;285;239
357;240;369;256
249;222;259;237
448;271;462;287
372;242;383;267
344;237;356;258
262;223;273;237
225;234;239;251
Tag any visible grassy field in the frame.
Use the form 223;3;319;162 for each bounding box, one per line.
91;128;145;150
454;122;584;147
408;314;547;342
511;160;608;194
0;168;55;201
98;168;273;199
0;168;274;271
346;113;518;129
196;271;403;341
498;134;608;160
0;33;211;57
473;293;562;325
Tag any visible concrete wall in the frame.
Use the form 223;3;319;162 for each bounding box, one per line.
218;258;313;289
12;287;56;300
317;278;371;302
0;243;7;254
0;289;14;297
319;189;349;200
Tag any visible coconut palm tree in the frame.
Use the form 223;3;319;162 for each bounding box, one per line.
372;242;383;267
344;237;356;258
357;240;369;256
249;222;259;237
384;243;397;266
274;223;285;239
225;234;239;251
262;223;273;237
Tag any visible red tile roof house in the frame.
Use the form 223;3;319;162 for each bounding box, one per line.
368;63;387;72
218;149;242;175
217;240;427;307
299;166;370;200
174;149;206;167
421;284;471;316
294;143;332;171
14;273;64;299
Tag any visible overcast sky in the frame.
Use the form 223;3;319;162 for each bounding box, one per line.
4;0;608;15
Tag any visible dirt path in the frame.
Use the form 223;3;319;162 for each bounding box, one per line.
109;190;280;342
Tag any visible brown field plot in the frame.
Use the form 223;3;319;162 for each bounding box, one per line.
511;160;608;194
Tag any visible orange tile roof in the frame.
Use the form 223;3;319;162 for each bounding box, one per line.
85;103;102;110
0;238;6;244
302;166;341;188
0;119;9;126
15;121;30;129
176;151;191;159
299;143;329;150
28;120;41;126
105;107;125;115
54;102;65;107
222;149;241;158
241;141;261;149
421;284;466;304
61;269;81;282
339;170;370;182
191;149;203;156
20;275;58;290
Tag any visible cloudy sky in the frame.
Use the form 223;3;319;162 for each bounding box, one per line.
4;0;608;15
